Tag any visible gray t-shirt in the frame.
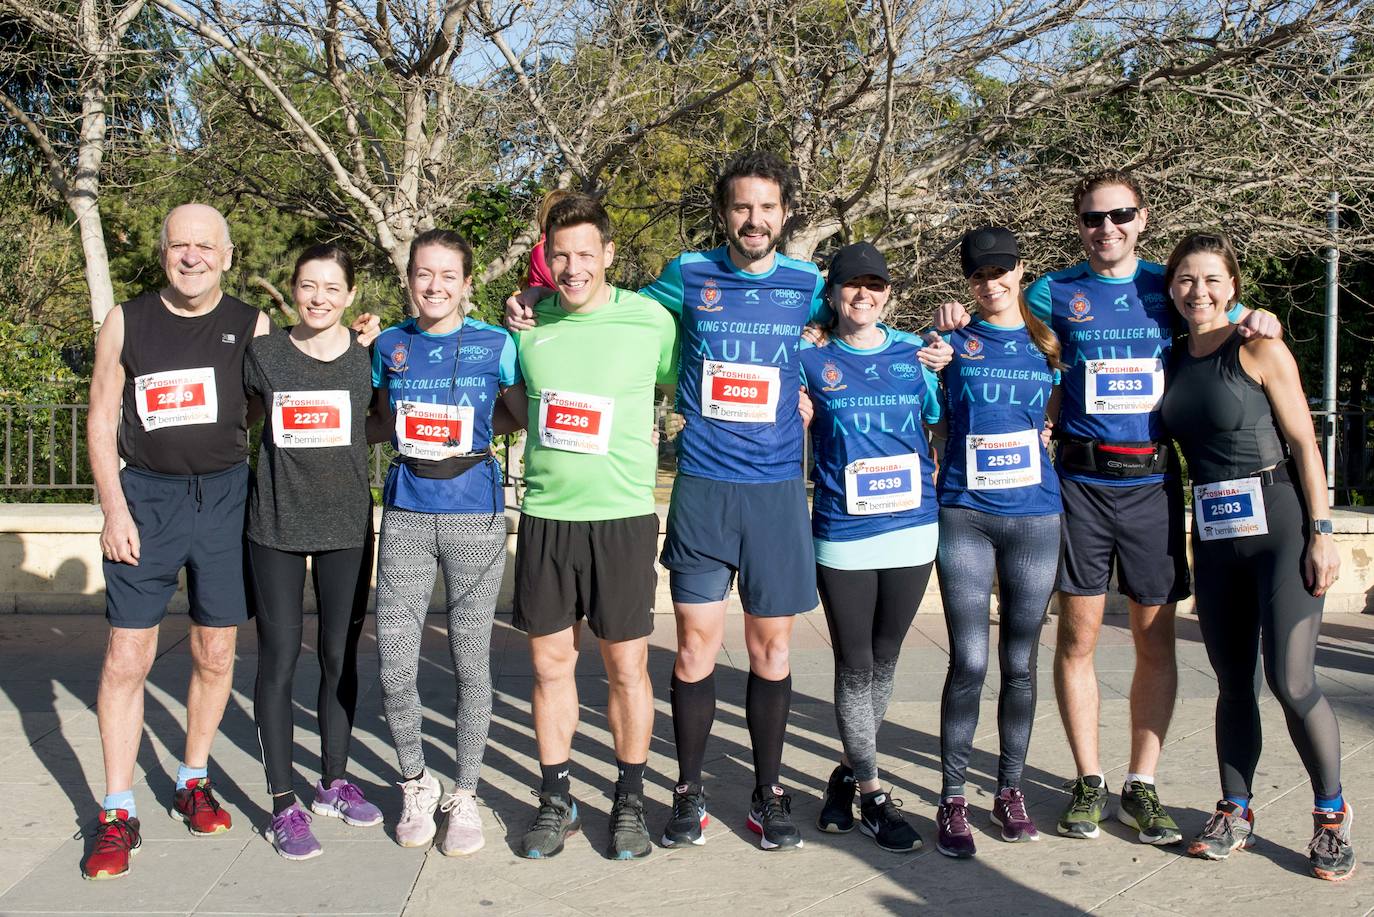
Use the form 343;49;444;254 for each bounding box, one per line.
244;330;373;551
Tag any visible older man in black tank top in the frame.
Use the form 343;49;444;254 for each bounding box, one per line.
82;204;273;881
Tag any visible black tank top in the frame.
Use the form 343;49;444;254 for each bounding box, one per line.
1160;331;1286;485
118;291;261;475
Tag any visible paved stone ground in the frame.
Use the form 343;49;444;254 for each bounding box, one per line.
1;610;1372;916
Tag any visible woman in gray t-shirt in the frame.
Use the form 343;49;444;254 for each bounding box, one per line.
243;243;380;860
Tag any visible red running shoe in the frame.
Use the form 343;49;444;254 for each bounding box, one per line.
170;778;233;835
82;809;141;880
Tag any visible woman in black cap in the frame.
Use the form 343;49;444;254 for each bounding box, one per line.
933;226;1064;858
801;241;945;854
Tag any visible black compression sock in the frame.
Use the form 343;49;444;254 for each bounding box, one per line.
271;792;296;815
670;672;716;786
615;760;646;798
746;671;792;789
540;761;572;799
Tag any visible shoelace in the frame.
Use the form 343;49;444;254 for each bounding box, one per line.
671;790;703;821
274;807;313;841
999;790;1030;824
185;783;222;816
400;780;434;820
331;781;368;809
941;801;971;835
93;817;137;853
529;792;570;831
611;797;646;834
1130;785;1168;821
1061;779;1101;816
1198;809;1235;840
872;796;907;827
1309;822;1347;858
756;792;793;822
439;792;476;821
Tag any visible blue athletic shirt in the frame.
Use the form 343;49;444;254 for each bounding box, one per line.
1028;260;1243;487
938;320;1062;515
640;246;827;483
371;317;519;513
798;326;942;542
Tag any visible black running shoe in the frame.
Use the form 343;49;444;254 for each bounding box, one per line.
607;793;652;860
661;783;709;848
518;792;580;859
1310;803;1356;882
747;785;802;851
859;791;922;853
817;765;856;833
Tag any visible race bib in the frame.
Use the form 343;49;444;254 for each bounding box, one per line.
701;361;780;423
1193;477;1269;541
134;367;217;431
538;389;614;455
272;390;351;449
395;400;475;459
964;429;1041;490
1085;358;1164;415
844;454;922;516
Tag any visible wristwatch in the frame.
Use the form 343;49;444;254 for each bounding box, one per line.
1313;519;1334;535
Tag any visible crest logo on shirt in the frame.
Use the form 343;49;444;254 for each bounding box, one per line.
771;288;805;309
820;361;846;392
962;336;985;360
1068;291;1094;322
390;343;408;371
698;279;724;312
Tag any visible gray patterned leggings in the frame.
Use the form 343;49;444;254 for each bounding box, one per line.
376;508;505;791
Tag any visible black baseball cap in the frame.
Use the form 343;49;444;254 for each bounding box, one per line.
827;242;890;287
960;226;1020;278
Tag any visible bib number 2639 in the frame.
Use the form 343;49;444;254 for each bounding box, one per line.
844;454;922;516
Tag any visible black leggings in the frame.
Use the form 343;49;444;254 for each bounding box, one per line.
816;562;932;782
249;535;373;796
1192;479;1341;800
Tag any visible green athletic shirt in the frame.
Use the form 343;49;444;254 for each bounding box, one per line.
516;286;679;521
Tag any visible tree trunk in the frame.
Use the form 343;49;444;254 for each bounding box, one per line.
75;73;115;327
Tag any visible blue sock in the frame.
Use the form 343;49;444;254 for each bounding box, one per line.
1315;789;1344;813
1223;794;1249;815
176;763;208;791
102;790;137;818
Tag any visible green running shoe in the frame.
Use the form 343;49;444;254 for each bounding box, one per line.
1118;780;1182;845
1057;776;1108;839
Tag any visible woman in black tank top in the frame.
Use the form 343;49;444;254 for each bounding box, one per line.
1158;232;1350;880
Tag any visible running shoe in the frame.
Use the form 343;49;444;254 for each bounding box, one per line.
991;786;1040;843
747;785;802;851
858;791;922;852
81;809;141;880
312;779;383;828
817;765;856;833
936;796;976;858
1118;780;1182;845
395;771;442;848
170;778;232;835
265;803;322;861
438;792;485;856
1057;776;1108;839
518;792;581;859
661;783;709;847
1310;802;1356;882
1187;800;1254;860
608;793;652;860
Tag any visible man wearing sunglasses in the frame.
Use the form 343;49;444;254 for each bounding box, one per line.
935;170;1280;847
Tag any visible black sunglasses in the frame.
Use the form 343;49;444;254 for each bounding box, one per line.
1078;207;1139;228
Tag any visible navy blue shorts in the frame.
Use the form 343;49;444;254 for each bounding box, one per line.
660;473;817;617
1057;474;1191;606
104;463;251;629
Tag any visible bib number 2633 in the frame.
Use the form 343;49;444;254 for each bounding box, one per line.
1085;358;1163;415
